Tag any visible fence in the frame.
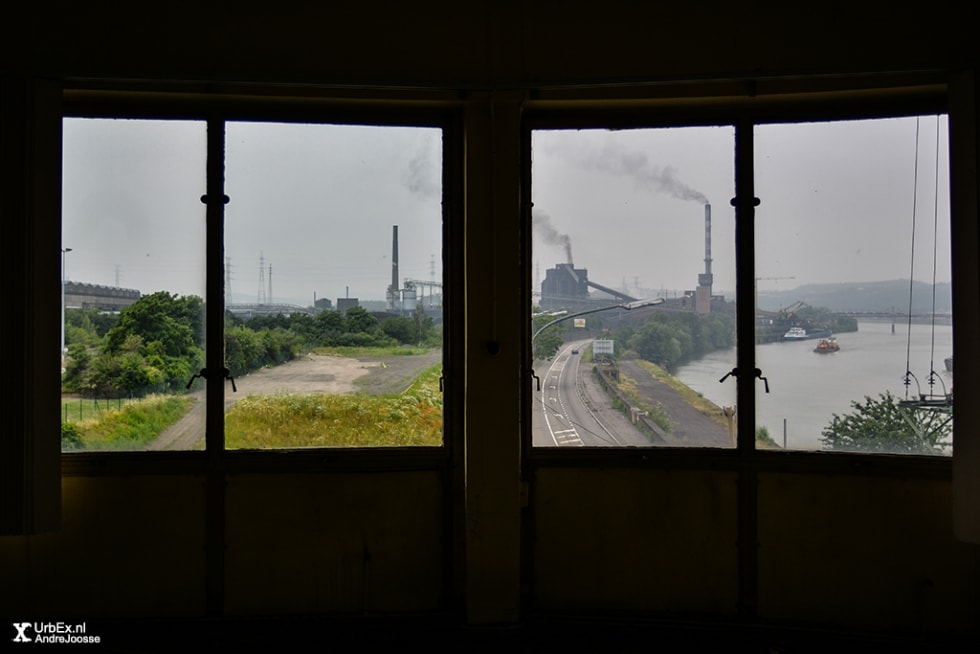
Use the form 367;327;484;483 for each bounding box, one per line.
62;395;143;422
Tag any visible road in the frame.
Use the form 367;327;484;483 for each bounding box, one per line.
533;340;651;447
532;339;732;448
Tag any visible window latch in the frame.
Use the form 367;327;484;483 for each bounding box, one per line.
187;367;237;392
719;367;770;393
530;369;541;391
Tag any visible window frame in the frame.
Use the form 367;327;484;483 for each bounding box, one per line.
520;81;958;476
59;88;465;475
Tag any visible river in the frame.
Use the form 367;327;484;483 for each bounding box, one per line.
674;320;953;451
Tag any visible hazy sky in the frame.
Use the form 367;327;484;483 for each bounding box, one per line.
531;115;950;300
62;114;950;307
62;118;442;306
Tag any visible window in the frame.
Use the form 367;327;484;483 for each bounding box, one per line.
61;114;447;452
61;118;207;451
222;121;444;449
528;113;952;456
530;125;737;448
752;116;952;455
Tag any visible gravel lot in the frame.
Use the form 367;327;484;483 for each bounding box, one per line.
149;350;442;451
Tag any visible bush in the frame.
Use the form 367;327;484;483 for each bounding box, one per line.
61;422;84;449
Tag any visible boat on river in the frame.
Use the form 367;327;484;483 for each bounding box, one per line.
782;327;833;341
813;337;840;353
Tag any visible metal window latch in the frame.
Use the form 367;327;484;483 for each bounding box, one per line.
530;369;541;391
186;367;237;392
719;367;770;393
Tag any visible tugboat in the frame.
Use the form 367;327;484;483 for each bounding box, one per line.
813;337;840;353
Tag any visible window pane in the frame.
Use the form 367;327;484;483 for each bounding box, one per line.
61;118;207;451
531;126;737;448
752;116;952;455
224;122;444;449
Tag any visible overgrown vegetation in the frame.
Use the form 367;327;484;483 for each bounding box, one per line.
532;308;735;370
820;390;952;454
64;295;440;396
224;365;443;448
621;312;735;371
61;395;194;450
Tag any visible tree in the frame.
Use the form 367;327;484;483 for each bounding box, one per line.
820;391;952;454
534;328;563;360
99;291;205;390
629;322;682;369
345;305;379;334
104;291;202;357
312;309;345;345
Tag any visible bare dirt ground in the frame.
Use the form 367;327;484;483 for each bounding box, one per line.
149;350;442;451
616;358;733;448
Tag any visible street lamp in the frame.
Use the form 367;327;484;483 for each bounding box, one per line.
61;247;72;373
531;297;664;343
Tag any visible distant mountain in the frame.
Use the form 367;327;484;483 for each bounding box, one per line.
756;279;951;314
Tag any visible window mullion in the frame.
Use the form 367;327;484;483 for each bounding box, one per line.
203;115;227;617
733;119;758;453
204;116;227;455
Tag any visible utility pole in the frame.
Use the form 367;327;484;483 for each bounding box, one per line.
61;247;72;372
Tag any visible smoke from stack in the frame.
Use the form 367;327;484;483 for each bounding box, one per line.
533;210;573;264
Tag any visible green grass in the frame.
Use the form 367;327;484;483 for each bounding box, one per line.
631;358;731;428
631;357;778;449
225;364;443;448
313;344;429;358
64;394;194;450
62;396;139;422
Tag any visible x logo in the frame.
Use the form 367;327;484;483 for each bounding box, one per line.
12;623;32;642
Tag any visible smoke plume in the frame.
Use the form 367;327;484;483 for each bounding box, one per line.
533;210;573;264
403;136;440;199
589;142;709;204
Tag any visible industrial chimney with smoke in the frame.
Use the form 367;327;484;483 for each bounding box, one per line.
695;203;713;314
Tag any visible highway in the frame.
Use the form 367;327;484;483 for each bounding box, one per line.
532;339;652;447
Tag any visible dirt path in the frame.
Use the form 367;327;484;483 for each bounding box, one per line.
616;358;733;448
149;350;442;451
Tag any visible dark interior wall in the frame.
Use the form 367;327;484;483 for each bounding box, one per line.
0;476;207;619
1;0;979;645
8;3;975;86
756;473;976;633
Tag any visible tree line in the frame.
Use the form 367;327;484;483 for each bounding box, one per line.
533;308;735;370
63;291;439;397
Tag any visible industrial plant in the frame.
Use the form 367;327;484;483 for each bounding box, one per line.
539;203;729;316
223;224;442;320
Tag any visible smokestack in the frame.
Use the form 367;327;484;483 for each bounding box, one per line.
704;203;712;277
391;225;399;291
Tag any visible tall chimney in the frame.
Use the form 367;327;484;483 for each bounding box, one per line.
703;203;712;277
696;203;713;315
391;225;399;291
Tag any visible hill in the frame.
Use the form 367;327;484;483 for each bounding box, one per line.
756;279;951;315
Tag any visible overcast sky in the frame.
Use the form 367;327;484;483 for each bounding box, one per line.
531;115;950;301
62;118;442;306
62;114;950;307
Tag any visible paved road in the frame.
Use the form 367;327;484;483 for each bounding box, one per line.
533;340;651;447
532;340;732;448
